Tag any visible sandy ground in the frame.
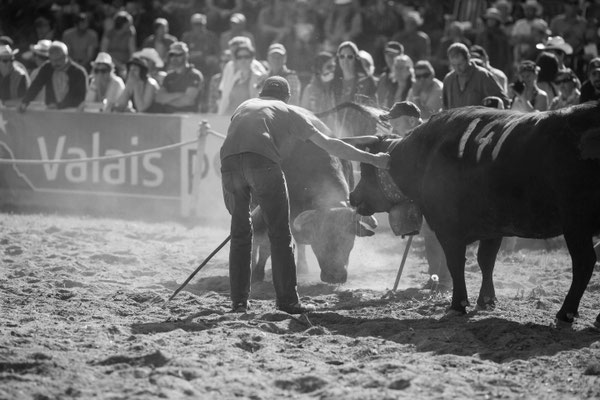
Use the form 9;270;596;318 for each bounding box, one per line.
1;212;600;399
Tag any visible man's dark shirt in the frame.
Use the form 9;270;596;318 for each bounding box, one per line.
221;97;319;164
161;65;204;112
0;66;28;101
22;60;87;109
579;80;600;103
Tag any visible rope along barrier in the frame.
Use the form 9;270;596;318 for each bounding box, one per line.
0;128;227;165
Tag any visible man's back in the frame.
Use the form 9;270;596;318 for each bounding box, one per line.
221;98;316;163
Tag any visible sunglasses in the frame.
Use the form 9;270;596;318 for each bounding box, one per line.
235;53;252;60
94;68;110;74
0;58;12;64
415;73;431;79
338;54;355;60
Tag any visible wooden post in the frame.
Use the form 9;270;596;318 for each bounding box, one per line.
191;120;209;217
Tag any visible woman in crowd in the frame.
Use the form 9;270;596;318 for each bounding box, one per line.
535;51;560;104
217;39;266;115
300;51;336;113
509;60;548;112
113;56;158;113
331;41;377;106
550;68;580;110
100;11;137;77
407;60;443;120
391;54;415;104
85;52;125;112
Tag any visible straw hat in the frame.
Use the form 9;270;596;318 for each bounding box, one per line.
536;36;573;55
30;39;51;57
91;52;114;67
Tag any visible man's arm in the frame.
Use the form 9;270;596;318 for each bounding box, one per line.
308;130;390;169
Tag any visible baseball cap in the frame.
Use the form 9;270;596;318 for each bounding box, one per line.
259;76;291;102
380;101;421;121
268;43;286;56
168;41;189;55
230;13;246;24
191;13;207;25
384;41;404;55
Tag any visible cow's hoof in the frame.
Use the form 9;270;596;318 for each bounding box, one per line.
442;309;467;320
475;303;495;311
476;296;497;310
553;318;574;330
555;310;577;325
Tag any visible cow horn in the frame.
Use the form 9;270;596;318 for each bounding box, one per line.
293;210;317;231
341;135;380;147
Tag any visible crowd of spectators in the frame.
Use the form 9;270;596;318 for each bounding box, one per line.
0;0;599;117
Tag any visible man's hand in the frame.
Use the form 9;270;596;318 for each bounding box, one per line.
373;153;391;170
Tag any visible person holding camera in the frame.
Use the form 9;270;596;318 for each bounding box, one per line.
509;60;548;112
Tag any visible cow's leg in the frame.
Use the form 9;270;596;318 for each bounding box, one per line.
476;237;503;309
556;230;596;324
437;234;469;314
251;234;270;283
296;244;309;275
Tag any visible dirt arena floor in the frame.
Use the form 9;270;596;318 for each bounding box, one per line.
1;212;600;399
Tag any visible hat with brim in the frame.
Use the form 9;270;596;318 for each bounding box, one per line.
30;39;51;57
168;41;189;55
127;56;149;72
91;52;114;68
0;44;18;57
259;76;290;101
536;36;573;55
133;47;164;69
384;41;404;55
268;43;286;56
380;101;421;121
483;7;503;22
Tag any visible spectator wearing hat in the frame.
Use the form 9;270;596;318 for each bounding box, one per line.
549;0;586;65
265;43;301;106
218;38;267;115
142;18;178;66
535;51;561;103
28;40;51;102
220;13;255;55
182;13;220;105
19;41;87;112
536;36;574;70
114;56;159;113
84;52;125;112
475;8;512;78
62;13;98;70
482;95;505;109
470;45;508;92
550;68;581;110
220;75;390;314
407;60;443;120
579;57;600;103
133;48;167;86
509;60;548;112
511;0;547;65
376;41;404;109
379;101;422;137
442;43;508;110
300;51;336;113
0;45;30;107
152;42;204;113
207;49;233;113
391;10;431;66
100;11;137;76
332;41;377;107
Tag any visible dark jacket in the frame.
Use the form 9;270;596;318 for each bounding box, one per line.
22;60;87;109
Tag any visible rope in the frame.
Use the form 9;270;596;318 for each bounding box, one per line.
207;129;226;140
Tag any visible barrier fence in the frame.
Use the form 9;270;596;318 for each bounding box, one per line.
0;108;230;221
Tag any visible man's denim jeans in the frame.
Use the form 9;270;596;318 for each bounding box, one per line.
221;153;300;307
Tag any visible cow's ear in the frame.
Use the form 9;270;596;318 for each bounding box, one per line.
352;215;378;237
292;210;317;244
341;135;380;150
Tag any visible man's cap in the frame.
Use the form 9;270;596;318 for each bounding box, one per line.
384;41;403;55
191;13;207;25
30;39;52;57
91;52;114;67
268;43;286;56
168;41;189;55
0;36;14;46
483;7;503;22
536;36;573;55
380;101;421;121
0;44;18;57
259;76;291;101
588;57;600;73
230;13;246;24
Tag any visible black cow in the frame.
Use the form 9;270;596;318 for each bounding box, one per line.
251;104;383;284
348;103;600;325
